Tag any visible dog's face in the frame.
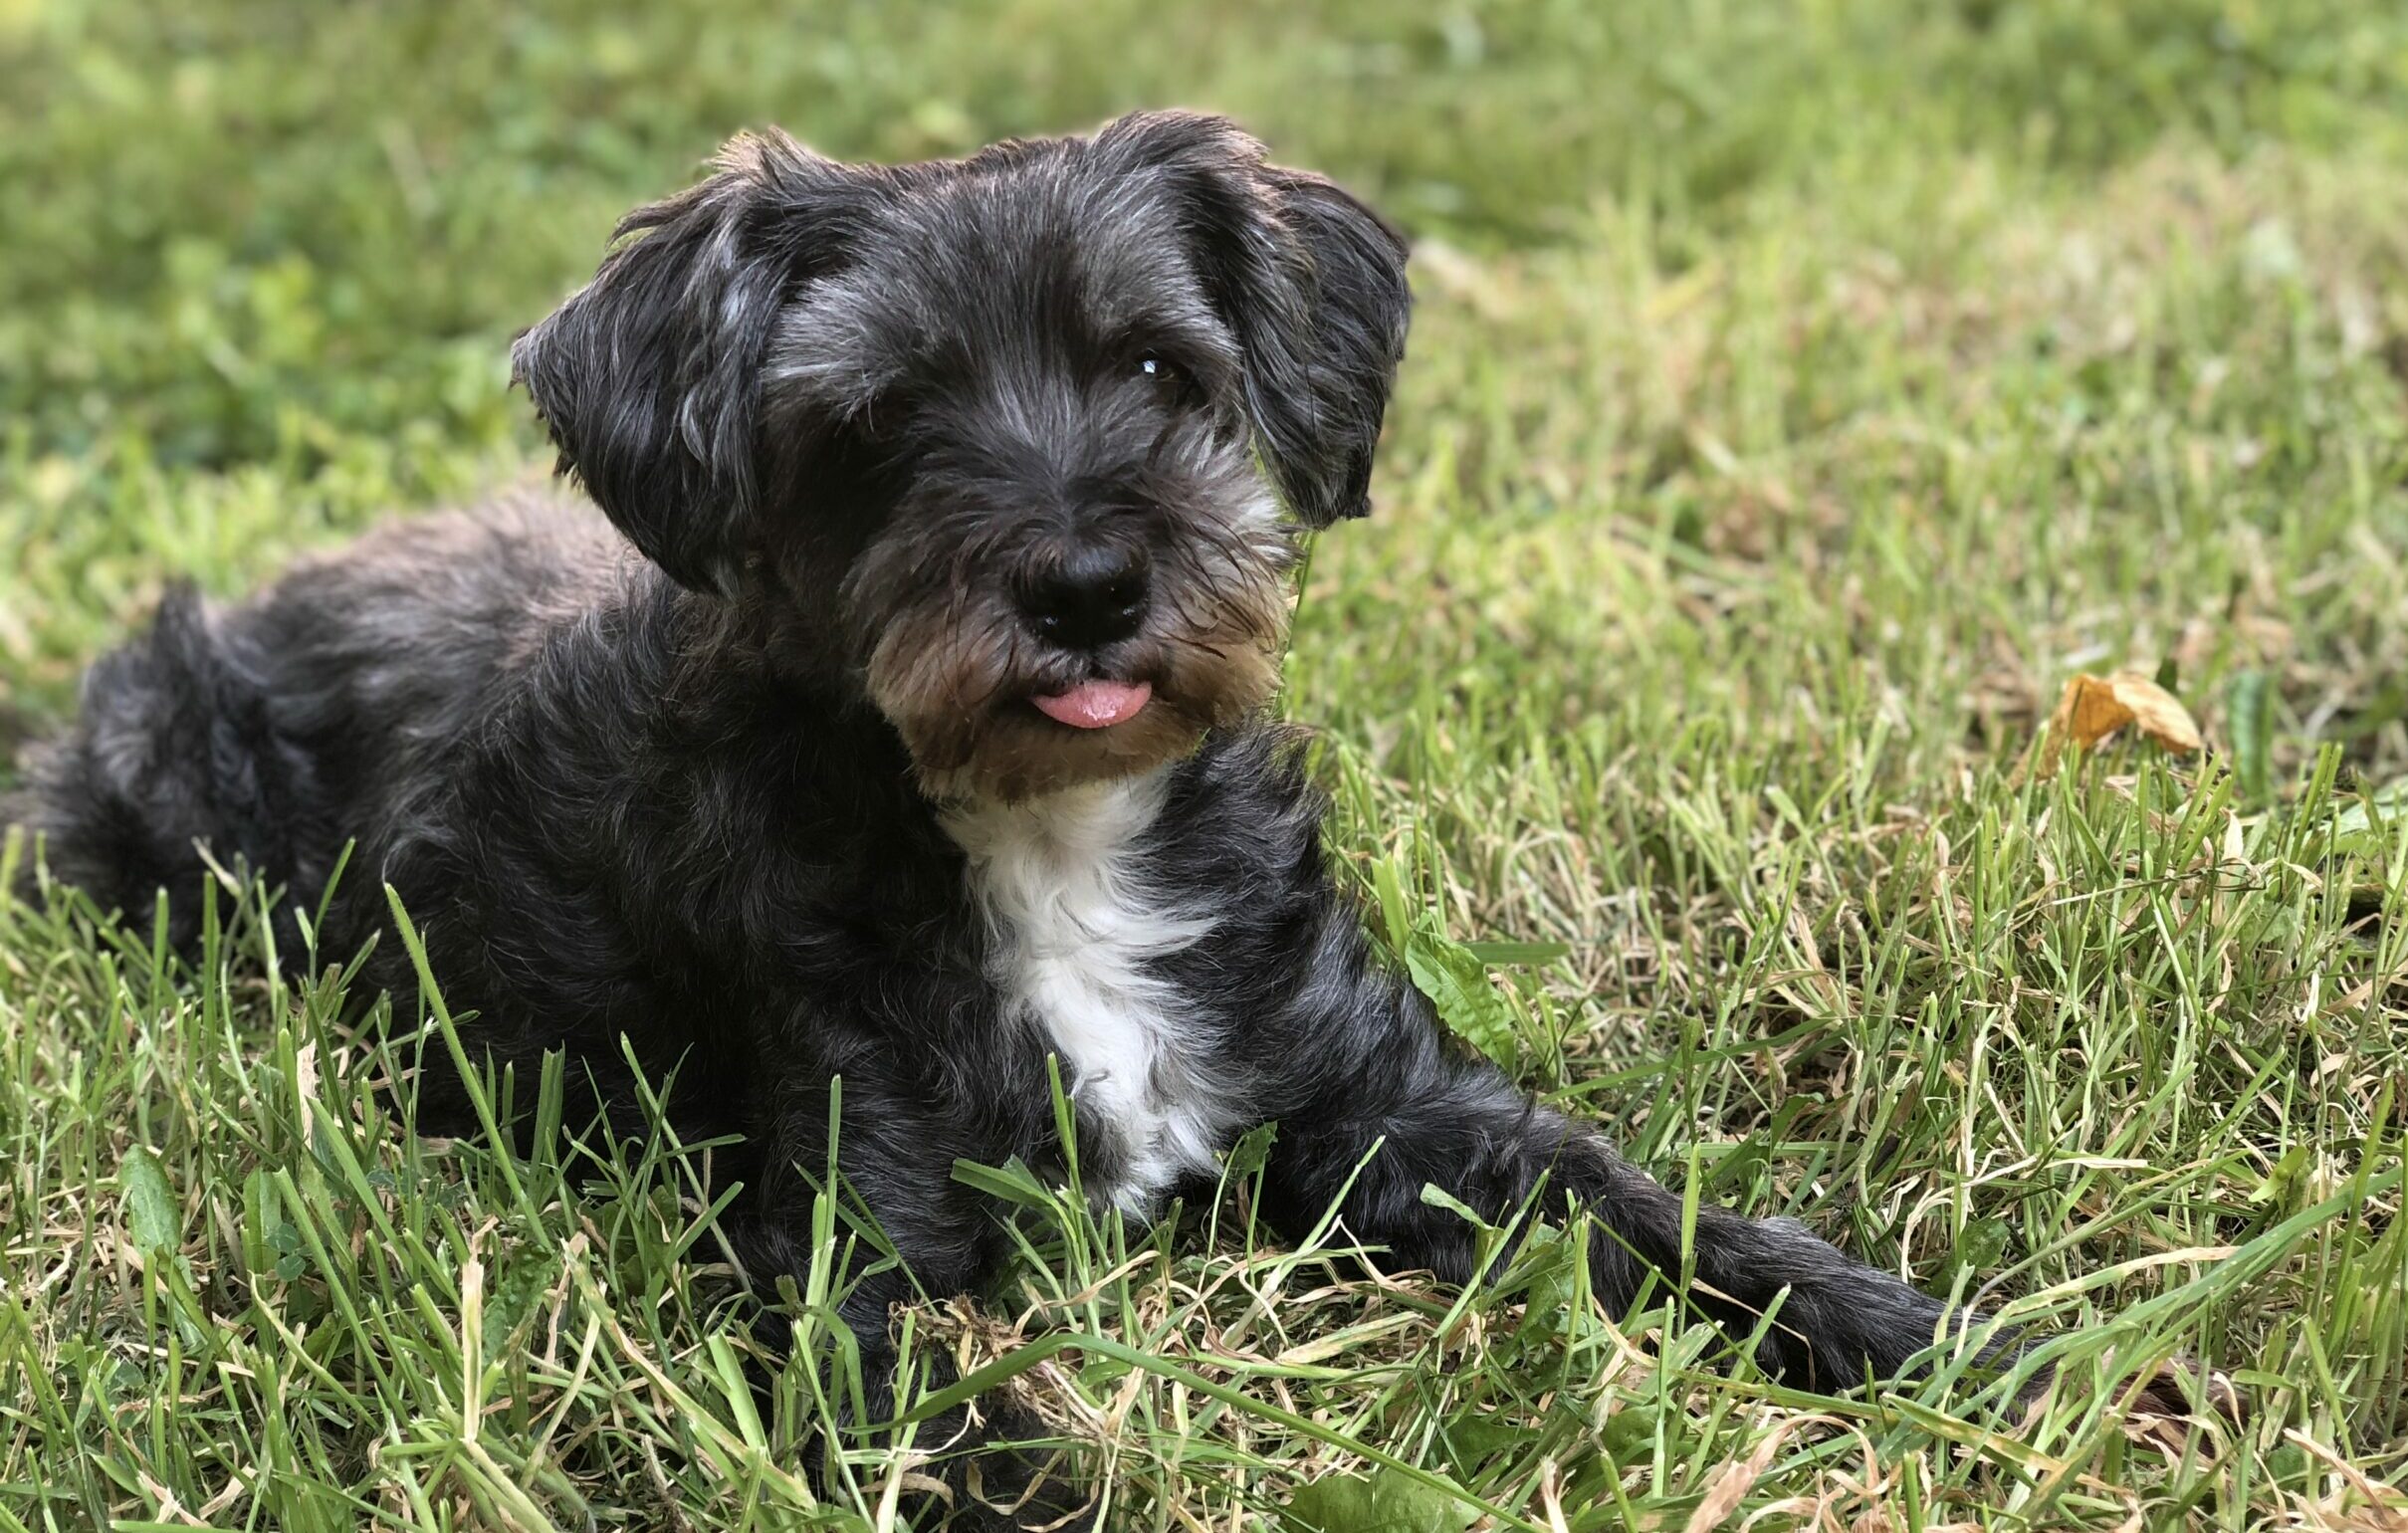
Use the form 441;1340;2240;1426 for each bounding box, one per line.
512;111;1410;801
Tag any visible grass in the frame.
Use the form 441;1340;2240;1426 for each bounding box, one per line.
3;0;2407;1527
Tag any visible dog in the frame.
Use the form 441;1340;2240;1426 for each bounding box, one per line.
15;112;2083;1526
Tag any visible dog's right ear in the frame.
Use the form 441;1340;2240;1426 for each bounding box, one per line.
512;131;870;596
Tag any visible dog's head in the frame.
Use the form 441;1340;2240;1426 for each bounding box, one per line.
512;111;1409;801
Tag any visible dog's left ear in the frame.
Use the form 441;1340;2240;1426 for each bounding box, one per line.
512;131;873;595
1101;112;1413;528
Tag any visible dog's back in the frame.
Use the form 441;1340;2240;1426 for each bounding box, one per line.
9;486;636;945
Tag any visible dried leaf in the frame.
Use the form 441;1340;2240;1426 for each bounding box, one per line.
1681;1419;1806;1533
295;1039;320;1143
2111;672;2204;752
2035;671;2203;776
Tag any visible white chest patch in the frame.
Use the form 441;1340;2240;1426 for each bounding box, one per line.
944;772;1228;1215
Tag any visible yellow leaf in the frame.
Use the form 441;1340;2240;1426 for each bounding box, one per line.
1680;1419;1808;1533
2051;674;2135;753
2034;671;2203;776
2104;672;2203;753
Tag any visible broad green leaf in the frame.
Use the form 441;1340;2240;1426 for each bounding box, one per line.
1439;1414;1532;1473
1222;1121;1279;1178
2249;1144;2310;1207
1939;1214;2012;1290
119;1147;178;1255
2329;778;2408;853
1283;1467;1480;1533
1404;927;1519;1069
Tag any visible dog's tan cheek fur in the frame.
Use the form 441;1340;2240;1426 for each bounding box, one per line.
1165;575;1289;730
863;609;996;776
865;563;1290;803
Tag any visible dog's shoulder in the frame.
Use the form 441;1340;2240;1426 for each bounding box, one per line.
1134;719;1336;898
1166;718;1328;826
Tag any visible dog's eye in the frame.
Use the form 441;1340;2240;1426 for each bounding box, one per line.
1135;350;1205;409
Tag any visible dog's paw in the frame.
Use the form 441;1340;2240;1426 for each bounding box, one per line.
2016;1349;2244;1436
944;1460;1098;1531
938;1405;1099;1532
2128;1354;2243;1424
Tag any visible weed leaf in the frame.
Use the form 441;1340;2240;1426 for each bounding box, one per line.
1283;1467;1480;1533
119;1147;177;1255
2330;777;2408;852
1404;928;1519;1068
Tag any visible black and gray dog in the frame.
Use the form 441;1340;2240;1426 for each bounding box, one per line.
17;112;2085;1524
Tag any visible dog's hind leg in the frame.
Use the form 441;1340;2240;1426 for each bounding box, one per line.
1257;987;2006;1396
7;583;326;950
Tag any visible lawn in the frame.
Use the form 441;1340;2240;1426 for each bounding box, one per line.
3;1;2406;1528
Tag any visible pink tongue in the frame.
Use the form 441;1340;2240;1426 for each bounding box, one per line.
1031;680;1152;729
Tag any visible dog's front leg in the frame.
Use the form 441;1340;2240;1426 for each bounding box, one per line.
1255;982;1997;1395
723;1070;1094;1531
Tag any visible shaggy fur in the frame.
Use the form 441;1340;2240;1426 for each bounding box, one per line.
14;113;2035;1527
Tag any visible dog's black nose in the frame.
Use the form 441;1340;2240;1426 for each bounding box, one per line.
1020;545;1152;650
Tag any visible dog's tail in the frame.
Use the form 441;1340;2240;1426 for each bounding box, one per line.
6;583;322;949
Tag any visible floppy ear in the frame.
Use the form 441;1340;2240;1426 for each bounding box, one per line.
1234;167;1413;526
511;130;866;595
1103;112;1413;528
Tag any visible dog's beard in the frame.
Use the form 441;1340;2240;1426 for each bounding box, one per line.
861;515;1292;804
